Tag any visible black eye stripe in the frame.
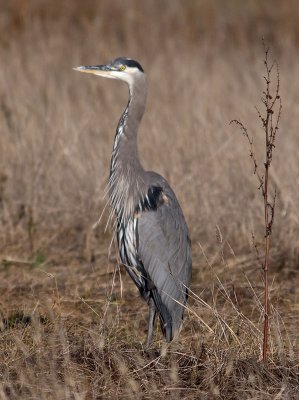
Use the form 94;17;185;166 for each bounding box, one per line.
113;57;144;72
123;59;144;72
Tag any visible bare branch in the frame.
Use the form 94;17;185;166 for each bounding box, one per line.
231;42;282;362
230;119;259;175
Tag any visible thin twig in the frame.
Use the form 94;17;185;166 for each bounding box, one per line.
231;43;281;362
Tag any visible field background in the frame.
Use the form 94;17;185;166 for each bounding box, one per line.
0;0;298;398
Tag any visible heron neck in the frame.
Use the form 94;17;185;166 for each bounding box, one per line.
126;78;147;139
113;77;147;168
109;75;148;219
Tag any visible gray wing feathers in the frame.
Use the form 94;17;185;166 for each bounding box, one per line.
137;186;192;340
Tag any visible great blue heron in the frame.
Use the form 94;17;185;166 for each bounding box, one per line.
73;57;192;346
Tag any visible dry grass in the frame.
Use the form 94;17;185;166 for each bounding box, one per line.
0;1;298;398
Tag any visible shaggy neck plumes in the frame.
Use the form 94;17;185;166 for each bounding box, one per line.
108;74;148;222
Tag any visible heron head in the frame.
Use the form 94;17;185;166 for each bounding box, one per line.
73;57;144;86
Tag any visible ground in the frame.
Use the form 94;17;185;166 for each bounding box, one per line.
0;246;298;398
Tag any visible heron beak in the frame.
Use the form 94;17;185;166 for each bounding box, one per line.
73;64;117;79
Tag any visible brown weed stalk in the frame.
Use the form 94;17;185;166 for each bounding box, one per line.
231;44;282;362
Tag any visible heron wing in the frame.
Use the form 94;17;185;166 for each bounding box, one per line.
137;183;192;340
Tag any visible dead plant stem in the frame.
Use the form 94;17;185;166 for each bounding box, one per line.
231;43;281;362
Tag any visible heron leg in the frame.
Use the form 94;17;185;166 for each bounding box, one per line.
146;297;156;348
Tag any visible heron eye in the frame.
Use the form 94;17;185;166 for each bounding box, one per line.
119;65;126;71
